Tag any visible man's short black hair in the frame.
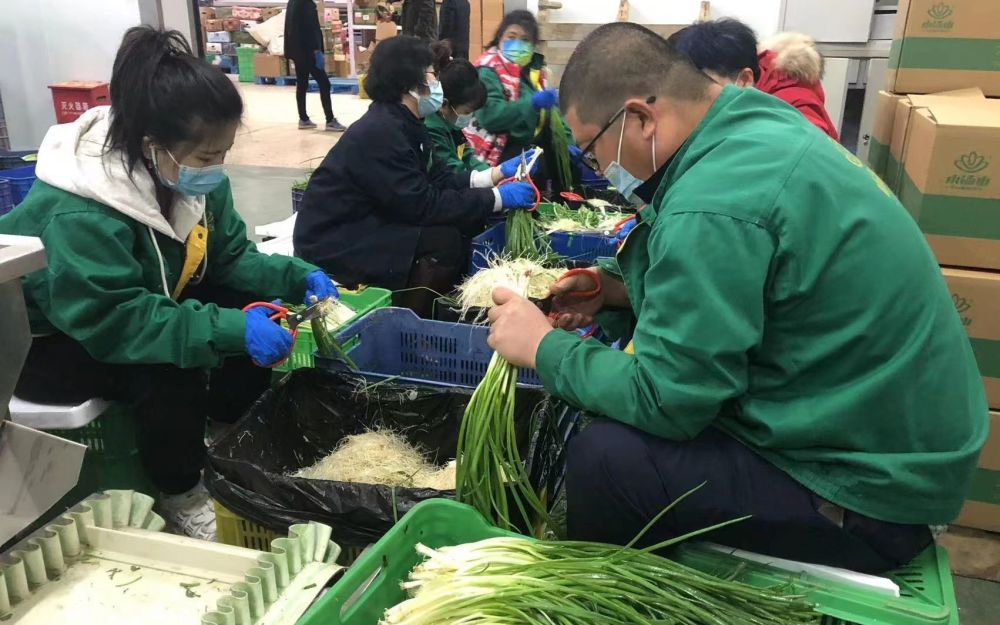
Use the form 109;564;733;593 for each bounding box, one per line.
365;36;435;103
667;19;761;83
560;23;712;126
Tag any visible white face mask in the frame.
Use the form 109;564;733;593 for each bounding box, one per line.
602;111;656;206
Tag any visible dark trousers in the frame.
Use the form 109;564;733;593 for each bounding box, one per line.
392;225;467;318
294;57;334;123
567;419;933;574
15;285;271;495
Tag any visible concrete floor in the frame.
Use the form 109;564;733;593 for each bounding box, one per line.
229;79;1000;625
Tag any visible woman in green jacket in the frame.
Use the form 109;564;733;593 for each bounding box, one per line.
464;10;572;193
0;27;338;540
425;41;492;174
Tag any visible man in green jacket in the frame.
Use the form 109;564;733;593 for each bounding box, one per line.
487;23;987;572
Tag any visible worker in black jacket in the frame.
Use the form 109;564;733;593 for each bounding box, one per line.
294;36;537;316
401;0;438;41
439;0;471;59
284;0;345;131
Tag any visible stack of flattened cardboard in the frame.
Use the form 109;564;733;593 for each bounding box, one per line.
469;0;505;60
867;0;1000;535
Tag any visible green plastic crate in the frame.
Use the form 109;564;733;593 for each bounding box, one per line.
275;287;392;372
237;46;256;83
48;403;153;500
300;499;959;625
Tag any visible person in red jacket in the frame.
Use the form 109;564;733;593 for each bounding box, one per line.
667;20;839;141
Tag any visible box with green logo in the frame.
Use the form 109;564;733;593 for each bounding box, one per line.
954;410;1000;532
887;0;1000;96
894;99;1000;270
942;268;1000;409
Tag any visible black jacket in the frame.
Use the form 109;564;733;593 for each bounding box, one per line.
294;102;495;290
438;0;470;59
284;0;324;62
401;0;438;41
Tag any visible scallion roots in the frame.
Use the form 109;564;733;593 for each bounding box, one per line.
456;257;562;314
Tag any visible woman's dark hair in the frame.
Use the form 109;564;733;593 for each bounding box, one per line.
486;9;539;48
365;35;435;102
666;19;761;82
431;40;486;110
105;26;243;175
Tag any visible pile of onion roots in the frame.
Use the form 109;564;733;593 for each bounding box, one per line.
455;257;563;313
541;201;632;235
383;488;821;625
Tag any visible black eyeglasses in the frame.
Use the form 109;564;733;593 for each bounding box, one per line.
578;96;657;173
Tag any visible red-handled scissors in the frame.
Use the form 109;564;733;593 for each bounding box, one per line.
537;268;602;337
497;148;543;211
240;300;326;368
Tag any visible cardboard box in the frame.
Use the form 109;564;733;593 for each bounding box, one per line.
355;9;376;24
891;98;1000;270
375;21;397;42
204;18;223;32
324;7;341;23
223;17;241;33
887;0;1000;96
231;6;262;20
260;7;283;22
253;53;288;78
943;268;1000;409
213;6;233;19
867;91;905;180
954;411;1000;532
355;47;373;72
205;42;223;54
482;0;504;24
470;0;484;58
885;88;985;190
240;20;258;32
199;7;215;22
207;30;232;43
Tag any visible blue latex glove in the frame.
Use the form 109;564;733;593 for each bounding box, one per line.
615;216;638;244
245;301;294;367
305;270;339;304
314;51;325;70
498;182;536;210
498;149;539;178
531;88;558;110
568;144;583;164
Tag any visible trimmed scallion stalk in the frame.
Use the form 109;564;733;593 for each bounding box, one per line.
549;109;575;191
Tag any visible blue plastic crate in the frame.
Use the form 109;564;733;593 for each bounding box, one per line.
549;230;617;263
0;165;36;205
0;180;13;216
468;221;505;273
332;307;543;387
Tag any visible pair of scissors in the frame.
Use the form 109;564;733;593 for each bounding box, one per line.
499;148;544;211
240;299;328;367
536;268;602;338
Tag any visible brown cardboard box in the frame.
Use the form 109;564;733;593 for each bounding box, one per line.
942;268;1000;409
481;0;504;24
223;17;241;33
205;19;224;32
867;91;904;180
887;0;1000;96
892;98;1000;270
375;21;397;42
199;7;215;22
355;47;373;73
954;411;1000;532
469;0;483;58
885;88;985;189
260;7;283;22
253;53;288;78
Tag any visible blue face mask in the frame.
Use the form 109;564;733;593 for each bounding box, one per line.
152;147;225;196
451;106;475;130
410;79;444;118
603;111;655;206
500;39;534;67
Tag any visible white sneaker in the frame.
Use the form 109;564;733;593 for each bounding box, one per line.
159;482;217;541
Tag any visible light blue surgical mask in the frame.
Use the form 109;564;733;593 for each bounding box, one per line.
451;106;475;130
152;147;225;196
500;39;534;67
603;111;655;207
410;80;444;118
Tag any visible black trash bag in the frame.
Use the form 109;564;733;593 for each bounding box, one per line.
205;368;575;546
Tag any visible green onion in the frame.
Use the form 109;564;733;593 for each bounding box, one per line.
385;485;821;625
311;313;356;369
549;110;575;191
505;208;541;260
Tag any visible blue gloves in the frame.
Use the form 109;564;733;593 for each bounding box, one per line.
498;149;539;178
305;270;339;304
498;182;536;210
532;89;558;110
615;216;638;244
568;144;583;164
314;51;325;70
245;301;293;367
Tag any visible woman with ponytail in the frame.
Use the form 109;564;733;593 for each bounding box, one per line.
0;26;338;540
424;41;491;173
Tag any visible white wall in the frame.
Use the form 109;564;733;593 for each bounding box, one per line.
537;0;785;39
0;0;144;149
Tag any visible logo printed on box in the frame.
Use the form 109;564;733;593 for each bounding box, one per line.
923;2;955;31
947;151;991;189
952;293;973;326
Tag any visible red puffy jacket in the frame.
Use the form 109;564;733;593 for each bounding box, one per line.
756;42;839;141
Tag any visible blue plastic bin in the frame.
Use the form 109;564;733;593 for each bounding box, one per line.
332;307;543;387
0;180;13;216
548;230;617;262
468;222;505;273
0;165;37;205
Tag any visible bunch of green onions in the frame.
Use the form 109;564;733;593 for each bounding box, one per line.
549;109;575;191
505;208;543;260
383;487;821;625
455;350;549;536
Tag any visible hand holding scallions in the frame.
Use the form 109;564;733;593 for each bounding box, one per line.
486;287;553;369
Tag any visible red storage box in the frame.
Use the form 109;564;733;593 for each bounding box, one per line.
49;81;110;124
